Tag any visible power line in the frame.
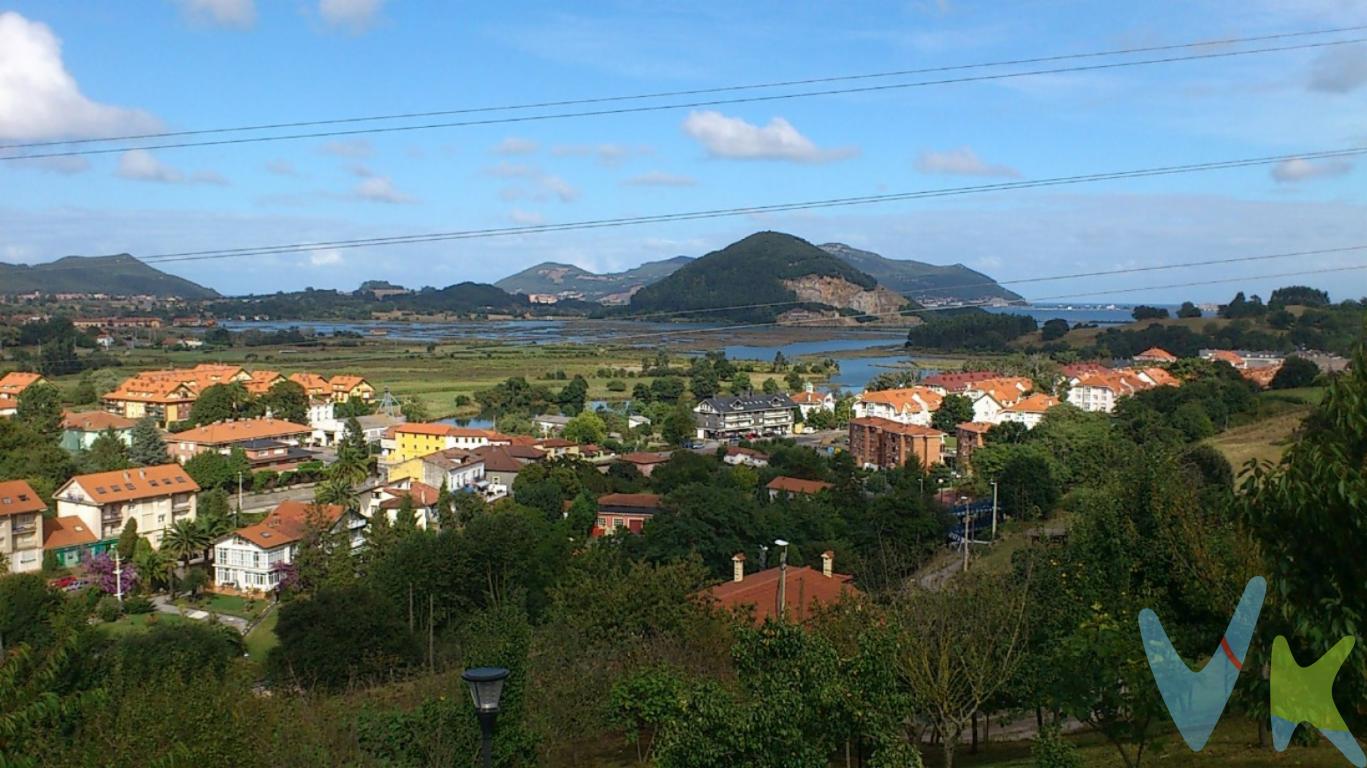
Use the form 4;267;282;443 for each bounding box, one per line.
5;37;1364;161
3;25;1360;152
129;146;1367;265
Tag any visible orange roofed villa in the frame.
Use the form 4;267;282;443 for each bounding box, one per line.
167;417;312;465
212;500;362;593
703;550;860;625
55;465;199;549
0;372;46;418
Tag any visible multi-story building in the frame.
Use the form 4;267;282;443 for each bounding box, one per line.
0;372;45;418
384;447;486;490
244;370;285;396
848;417;945;470
54;464;199;549
995;393;1062;430
692;394;798;440
955;422;994;472
288;373;332;400
212;500;356;592
789;382;835;419
591;493;662;537
168;418;312;463
852;387;942;427
960;377;1035;423
0;480;46;573
102;364;250;427
328;375;375;404
380;423;503;472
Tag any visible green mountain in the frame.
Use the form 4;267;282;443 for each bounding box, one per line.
819;243;1022;303
628;231;910;323
0;254;219;298
495;256;694;303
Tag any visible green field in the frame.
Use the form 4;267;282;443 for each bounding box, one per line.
99;612;193;635
179;592;268;621
244;607;279;662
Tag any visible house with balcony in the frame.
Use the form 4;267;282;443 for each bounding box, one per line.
288;373;332;400
55;464;199;549
960;377;1035;423
0;480;46;574
385;446;486;491
848;417;945;471
789;382;835;420
693;394;798;440
381;423;503;474
329;375;375;404
212;500;357;592
0;372;45;418
366;481;441;529
168;418;312;463
995;393;1062;430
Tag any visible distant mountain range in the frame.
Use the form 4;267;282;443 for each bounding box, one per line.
496;256;695;303
629;231;911;324
495;240;1019;305
0;254;219;299
817;243;1022;303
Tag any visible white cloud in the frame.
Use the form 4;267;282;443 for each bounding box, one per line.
116;149;226;185
9;155;90;175
353;175;415;204
320;139;372;157
265;159;299;176
1308;46;1367;93
539;175;579;203
493;137;538;156
0;12;160;142
175;0;256;28
551;143;650;166
484;163;579;202
681;110;857;163
623;171;697;187
1270;157;1354;183
509;209;545;225
319;0;385;32
309;249;343;266
915;146;1020;177
485;161;538;179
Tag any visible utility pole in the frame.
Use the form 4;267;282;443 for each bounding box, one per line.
428;593;435;674
237;471;244;524
114;549;124;604
962;503;970;572
991;480;999;542
775;539;789;620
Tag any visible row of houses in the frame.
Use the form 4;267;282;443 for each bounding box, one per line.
102;364;376;427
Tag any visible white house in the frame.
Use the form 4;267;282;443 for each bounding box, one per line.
852;387;941;427
790;382;836;420
994;393;1061;429
213;500;361;592
365;480;441;530
723;446;770;468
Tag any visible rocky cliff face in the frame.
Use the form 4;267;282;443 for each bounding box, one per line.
782;275;908;318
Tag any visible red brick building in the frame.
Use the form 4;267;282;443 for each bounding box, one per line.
848;416;944;470
703;550;859;624
955;421;994;472
591;493;662;537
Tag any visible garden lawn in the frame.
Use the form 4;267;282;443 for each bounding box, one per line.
99;612;193;635
244;607;279;663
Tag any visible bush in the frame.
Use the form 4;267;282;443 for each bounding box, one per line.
253;470;279;492
1032;725;1081;768
96;595;124;622
606;380;627;392
123;595;155;614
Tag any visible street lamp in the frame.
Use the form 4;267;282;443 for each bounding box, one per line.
462;666;510;768
774;538;789;620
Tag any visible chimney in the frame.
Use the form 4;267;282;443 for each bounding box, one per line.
732;553;746;583
821;550;834;578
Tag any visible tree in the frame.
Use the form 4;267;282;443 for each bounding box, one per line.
0;574;64;650
689;364;719;400
996;446;1061;519
650;377;685;403
661;402;695;447
268;583;419;691
183;449;249;491
1131;305;1169;321
761;377;780;395
258;380;308;424
1269;356;1318;389
85;428;131;472
729;372;752;395
893;574;1030;768
163;518;209;568
15;383;62;439
632;382;653;404
399;398;429;422
1176;301;1202;319
116;518;140;561
559;376;589;416
128;417;170;466
1041;318;1071;341
784;370;803;391
189;382;251;425
931;393;975;432
562;411;607;444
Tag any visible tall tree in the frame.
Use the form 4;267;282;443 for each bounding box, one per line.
931;393;976;432
128;417;170;466
116;518;140;561
85;428;131;472
15;383;62;440
162;519;209;568
258;380;308;423
189;382;251;425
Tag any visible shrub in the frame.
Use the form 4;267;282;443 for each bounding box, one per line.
1032;725;1080;768
123;595;155;614
253;470;279;492
606;380;627;392
96;595;123;622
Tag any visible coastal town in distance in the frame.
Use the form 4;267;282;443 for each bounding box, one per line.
2;3;1365;767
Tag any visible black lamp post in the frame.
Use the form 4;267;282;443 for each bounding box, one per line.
462;666;510;768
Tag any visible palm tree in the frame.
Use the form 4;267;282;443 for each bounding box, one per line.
196;514;235;565
134;545;177;597
162;519;209;569
314;476;359;512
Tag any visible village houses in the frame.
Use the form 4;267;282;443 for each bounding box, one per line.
55;464;199;549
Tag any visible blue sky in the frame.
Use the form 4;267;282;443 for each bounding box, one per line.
0;0;1364;302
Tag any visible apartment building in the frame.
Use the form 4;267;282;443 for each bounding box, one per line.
54;465;199;549
168;417;311;463
0;480;45;574
848;417;945;470
692;394;798;440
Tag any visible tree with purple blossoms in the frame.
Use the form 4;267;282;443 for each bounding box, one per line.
85;552;138;596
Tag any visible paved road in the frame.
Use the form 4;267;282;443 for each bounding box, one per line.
236;483;320;514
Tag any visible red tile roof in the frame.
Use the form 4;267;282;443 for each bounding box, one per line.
704;564;858;623
0;372;43;400
790;389;829;405
597;493;663;510
849;417;945;437
169;418;310;445
232;500;344;549
61;410;138;432
619;451;672;465
857;387;943;414
1135;347;1178;362
61;465;199;504
766;476;833;495
725;446;770;459
921;371;1002;392
43;516;96;550
0;480;45;517
1001;393;1060;414
956;421;995;434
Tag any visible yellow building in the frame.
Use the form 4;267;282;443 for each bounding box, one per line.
381;423;501;470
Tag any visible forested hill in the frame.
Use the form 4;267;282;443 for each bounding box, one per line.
496;256;694;302
205;282;598;320
0;254;219;298
819;243;1022;303
627;231;888;323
